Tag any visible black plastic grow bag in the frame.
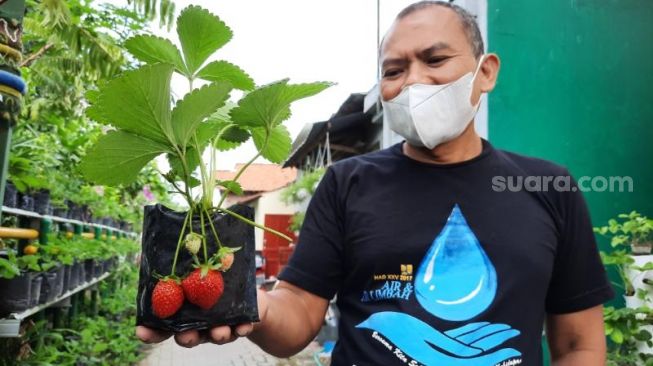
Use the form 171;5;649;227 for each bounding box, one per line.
3;181;17;208
136;204;259;333
0;271;32;317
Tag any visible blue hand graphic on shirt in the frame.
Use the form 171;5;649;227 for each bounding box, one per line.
356;205;522;366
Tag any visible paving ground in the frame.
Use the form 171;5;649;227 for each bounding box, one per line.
139;337;325;366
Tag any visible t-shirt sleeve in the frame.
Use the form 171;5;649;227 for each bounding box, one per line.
277;167;345;300
545;171;615;314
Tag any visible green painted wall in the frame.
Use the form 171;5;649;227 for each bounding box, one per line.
487;1;653;363
488;0;653;287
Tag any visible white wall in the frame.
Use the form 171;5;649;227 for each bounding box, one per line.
253;189;300;251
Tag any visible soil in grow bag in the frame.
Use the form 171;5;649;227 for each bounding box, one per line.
0;271;32;317
3;181;17;208
137;204;259;333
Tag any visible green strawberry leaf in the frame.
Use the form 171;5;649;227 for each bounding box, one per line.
250;125;292;164
220;246;241;255
171;81;232;146
92;63;175;144
229;79;333;128
85;89;100;104
85;104;108;125
196;60;255;91
217;180;243;196
197;115;250;151
167;150;201;183
80;131;170;186
177;6;232;74
124;35;187;74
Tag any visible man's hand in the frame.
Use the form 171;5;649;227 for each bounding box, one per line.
135;288;269;348
135;281;327;357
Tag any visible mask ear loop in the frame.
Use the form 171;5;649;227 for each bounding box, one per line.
471;54;487;83
470;54;487;109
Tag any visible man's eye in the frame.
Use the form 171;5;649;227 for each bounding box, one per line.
427;57;447;65
383;69;402;78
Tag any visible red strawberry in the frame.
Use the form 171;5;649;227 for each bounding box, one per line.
182;268;224;310
151;279;184;319
220;253;234;271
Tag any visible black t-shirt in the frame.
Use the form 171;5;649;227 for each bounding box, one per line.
278;139;614;366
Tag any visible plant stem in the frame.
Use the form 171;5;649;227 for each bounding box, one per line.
170;211;190;277
199;205;208;262
187;203;195;235
203;206;223;249
194;134;210;206
216;131;270;209
169;180;186;197
219;208;293;242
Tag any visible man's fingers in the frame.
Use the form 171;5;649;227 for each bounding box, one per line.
136;323;252;348
210;326;237;344
135;326;172;344
175;330;202;348
234;323;254;337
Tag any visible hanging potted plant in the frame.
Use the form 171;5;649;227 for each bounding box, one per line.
596;211;653;255
0;247;43;315
597;212;653;303
597;211;653;359
79;5;331;332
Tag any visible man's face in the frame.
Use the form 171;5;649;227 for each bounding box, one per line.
380;6;482;103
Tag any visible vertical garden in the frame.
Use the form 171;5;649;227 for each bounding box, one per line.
0;1;176;365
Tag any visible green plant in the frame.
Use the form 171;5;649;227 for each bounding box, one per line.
282;168;325;205
604;306;653;366
0;250;41;279
79;6;332;285
598;212;653;296
0;255;21;279
282;168;326;232
596;211;653;254
13;265;146;366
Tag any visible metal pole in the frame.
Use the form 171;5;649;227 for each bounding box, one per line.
0;121;11;221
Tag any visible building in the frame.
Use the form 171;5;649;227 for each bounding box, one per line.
214;164;298;252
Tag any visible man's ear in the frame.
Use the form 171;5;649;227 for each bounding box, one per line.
479;53;500;93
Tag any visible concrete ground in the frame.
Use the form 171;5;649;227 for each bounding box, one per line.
139;337;325;366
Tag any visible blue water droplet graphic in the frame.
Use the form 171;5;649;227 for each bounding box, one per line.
415;204;497;321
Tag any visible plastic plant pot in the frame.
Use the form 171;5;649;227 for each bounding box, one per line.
2;181;18;208
0;271;32;317
33;189;51;215
29;275;42;307
18;193;34;212
136;204;259;333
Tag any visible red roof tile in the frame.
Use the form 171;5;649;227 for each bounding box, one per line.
214;164;297;192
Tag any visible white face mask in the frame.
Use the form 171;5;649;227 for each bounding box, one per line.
382;55;486;149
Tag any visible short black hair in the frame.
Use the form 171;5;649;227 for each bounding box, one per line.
396;1;484;59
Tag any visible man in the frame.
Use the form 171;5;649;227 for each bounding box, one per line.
137;2;614;365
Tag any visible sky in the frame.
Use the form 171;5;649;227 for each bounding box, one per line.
146;0;420;171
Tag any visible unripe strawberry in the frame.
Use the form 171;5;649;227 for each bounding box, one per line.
220;253;234;271
184;233;202;255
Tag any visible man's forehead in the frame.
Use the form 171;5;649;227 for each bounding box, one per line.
381;6;466;57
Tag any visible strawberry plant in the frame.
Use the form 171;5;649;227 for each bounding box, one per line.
78;5;331;331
